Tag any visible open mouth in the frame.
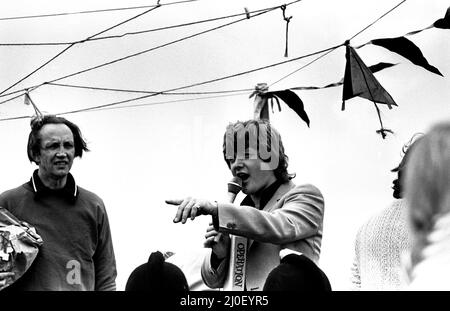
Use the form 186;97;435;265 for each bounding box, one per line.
237;172;250;182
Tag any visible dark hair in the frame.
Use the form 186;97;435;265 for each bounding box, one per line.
222;119;295;183
263;254;332;291
125;251;189;291
27;115;89;164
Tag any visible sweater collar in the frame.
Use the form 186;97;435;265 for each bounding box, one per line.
30;169;78;203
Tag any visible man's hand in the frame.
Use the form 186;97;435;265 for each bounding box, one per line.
204;223;230;261
165;197;217;224
0;272;14;290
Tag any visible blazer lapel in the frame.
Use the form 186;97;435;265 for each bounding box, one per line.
247;180;295;250
262;180;295;213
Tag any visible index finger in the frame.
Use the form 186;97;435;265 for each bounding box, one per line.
165;199;183;206
0;272;15;278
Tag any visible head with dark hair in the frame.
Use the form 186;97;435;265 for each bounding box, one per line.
391;133;423;199
27;115;89;164
125;251;189;291
222;119;295;183
404;122;450;267
263;254;332;291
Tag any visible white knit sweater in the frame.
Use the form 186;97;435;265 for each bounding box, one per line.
351;199;412;290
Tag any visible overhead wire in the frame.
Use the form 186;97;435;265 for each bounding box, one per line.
0;6;281;47
63;91;249;115
0;0;408;121
0;91;247;122
269;0;408;87
0;4;164;96
347;0;407;42
0;92;26;105
0;1;302;99
0;43;341;121
51;0;408;116
46;82;253;95
0;0;198;21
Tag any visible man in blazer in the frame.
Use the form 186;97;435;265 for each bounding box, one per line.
167;119;324;291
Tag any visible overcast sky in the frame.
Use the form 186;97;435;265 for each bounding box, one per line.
1;0;449;290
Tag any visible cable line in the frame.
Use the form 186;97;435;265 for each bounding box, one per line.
270;0;407;87
46;82;253;95
0;42;340;121
0;4;163;96
0;6;279;47
0;4;284;98
0;0;303;99
0;0;198;21
63;92;249;115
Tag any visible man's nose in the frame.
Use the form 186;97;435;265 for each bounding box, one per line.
230;158;244;173
56;146;68;157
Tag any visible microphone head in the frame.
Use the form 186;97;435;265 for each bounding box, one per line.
227;176;242;194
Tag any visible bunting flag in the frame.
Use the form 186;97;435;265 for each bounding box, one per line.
270;89;310;127
406;6;450;35
433;6;450;29
370;37;442;76
355;6;447;76
342;45;397;139
249;83;310;127
248;60;396;127
290;62;396;91
342;45;397;110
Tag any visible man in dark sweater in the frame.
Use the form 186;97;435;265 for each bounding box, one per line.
0;115;116;291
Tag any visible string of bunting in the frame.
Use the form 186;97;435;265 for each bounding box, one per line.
0;3;448;141
251;5;449;139
0;43;341;122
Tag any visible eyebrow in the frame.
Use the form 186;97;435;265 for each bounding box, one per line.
43;138;74;144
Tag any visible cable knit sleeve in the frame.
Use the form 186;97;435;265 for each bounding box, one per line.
351;244;362;290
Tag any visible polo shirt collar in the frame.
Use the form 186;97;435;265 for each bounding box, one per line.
30;169;78;203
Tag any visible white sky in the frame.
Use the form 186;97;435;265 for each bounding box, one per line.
0;0;449;290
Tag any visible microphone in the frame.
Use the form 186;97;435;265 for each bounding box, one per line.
222;177;247;291
226;176;242;203
213;177;241;243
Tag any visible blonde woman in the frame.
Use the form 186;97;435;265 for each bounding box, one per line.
404;121;450;290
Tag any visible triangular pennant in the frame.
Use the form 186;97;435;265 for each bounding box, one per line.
370;37;443;76
291;62;396;91
433;6;450;29
342;45;397;110
270;90;310;127
367;62;397;74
